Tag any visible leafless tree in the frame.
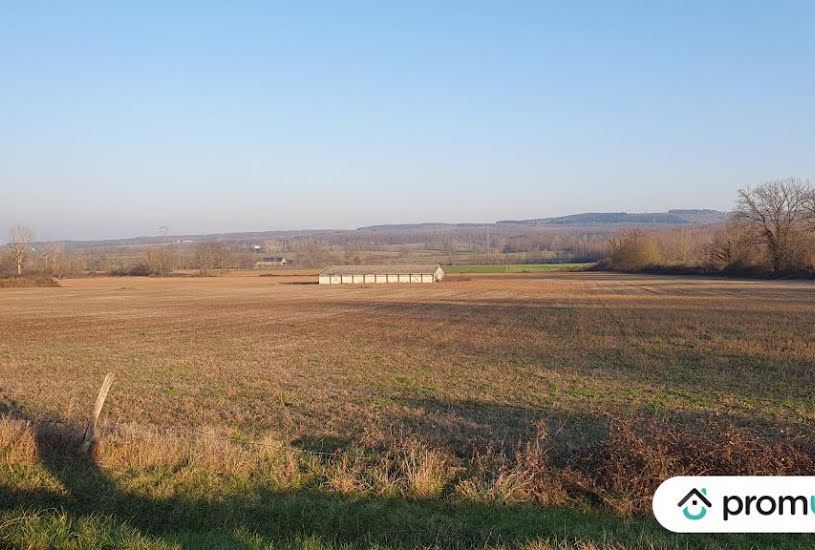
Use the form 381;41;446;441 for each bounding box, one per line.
41;241;63;273
734;178;814;272
804;185;815;226
706;220;763;271
193;241;231;275
9;225;33;275
676;229;692;264
143;246;176;276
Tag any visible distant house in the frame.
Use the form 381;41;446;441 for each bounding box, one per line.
255;256;290;268
318;264;444;285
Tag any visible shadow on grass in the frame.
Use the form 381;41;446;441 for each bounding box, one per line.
393;396;815;463
392;396;606;459
0;403;687;550
0;404;656;548
2;403;810;549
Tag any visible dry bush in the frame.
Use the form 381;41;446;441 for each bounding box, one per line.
603;229;662;272
567;418;815;516
108;247;179;276
142;247;177;276
0;276;59;289
0;248;10;275
706;221;765;273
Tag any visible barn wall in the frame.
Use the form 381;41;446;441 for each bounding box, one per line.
323;269;443;284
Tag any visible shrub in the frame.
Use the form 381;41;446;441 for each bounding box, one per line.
0;276;60;289
567;418;815;516
603;229;662;272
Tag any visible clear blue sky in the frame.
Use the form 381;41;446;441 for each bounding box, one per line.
2;1;813;240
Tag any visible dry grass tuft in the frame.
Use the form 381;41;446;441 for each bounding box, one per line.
394;440;453;499
0;418;38;464
455;429;570;507
324;452;369;494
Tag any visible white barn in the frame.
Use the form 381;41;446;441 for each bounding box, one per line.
318;264;444;285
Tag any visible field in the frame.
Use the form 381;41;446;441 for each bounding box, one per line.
442;263;593;274
2;272;815;548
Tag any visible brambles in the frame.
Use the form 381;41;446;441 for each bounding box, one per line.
567;418;815;516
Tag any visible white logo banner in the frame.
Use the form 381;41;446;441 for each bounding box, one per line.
654;476;815;533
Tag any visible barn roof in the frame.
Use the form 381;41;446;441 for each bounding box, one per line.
319;264;443;275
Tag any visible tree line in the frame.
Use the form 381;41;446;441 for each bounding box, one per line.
0;226;78;277
5;177;814;278
604;178;815;276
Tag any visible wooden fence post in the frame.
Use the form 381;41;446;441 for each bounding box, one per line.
80;372;115;453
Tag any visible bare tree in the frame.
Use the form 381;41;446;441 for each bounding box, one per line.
9;225;33;275
193;241;231;275
706;220;763;271
143;246;176;276
676;229;692;264
41;241;63;273
805;185;815;226
734;178;814;272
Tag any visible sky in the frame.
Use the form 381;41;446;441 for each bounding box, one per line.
1;1;814;241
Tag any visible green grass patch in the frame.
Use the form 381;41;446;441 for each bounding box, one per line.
1;470;802;549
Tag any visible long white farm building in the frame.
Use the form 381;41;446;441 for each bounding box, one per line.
318;264;444;284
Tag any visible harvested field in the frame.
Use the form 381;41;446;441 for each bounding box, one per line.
2;272;813;442
1;272;814;548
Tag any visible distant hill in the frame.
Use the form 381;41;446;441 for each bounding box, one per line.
357;223;490;231
497;209;728;227
48;210;727;249
57;229;339;249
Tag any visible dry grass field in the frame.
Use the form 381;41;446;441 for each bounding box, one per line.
2;272;815;548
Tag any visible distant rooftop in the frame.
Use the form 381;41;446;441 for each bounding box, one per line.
319;264;442;275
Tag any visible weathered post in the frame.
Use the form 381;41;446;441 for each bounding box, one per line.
80;372;115;453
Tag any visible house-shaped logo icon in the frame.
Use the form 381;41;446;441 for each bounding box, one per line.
678;488;712;520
